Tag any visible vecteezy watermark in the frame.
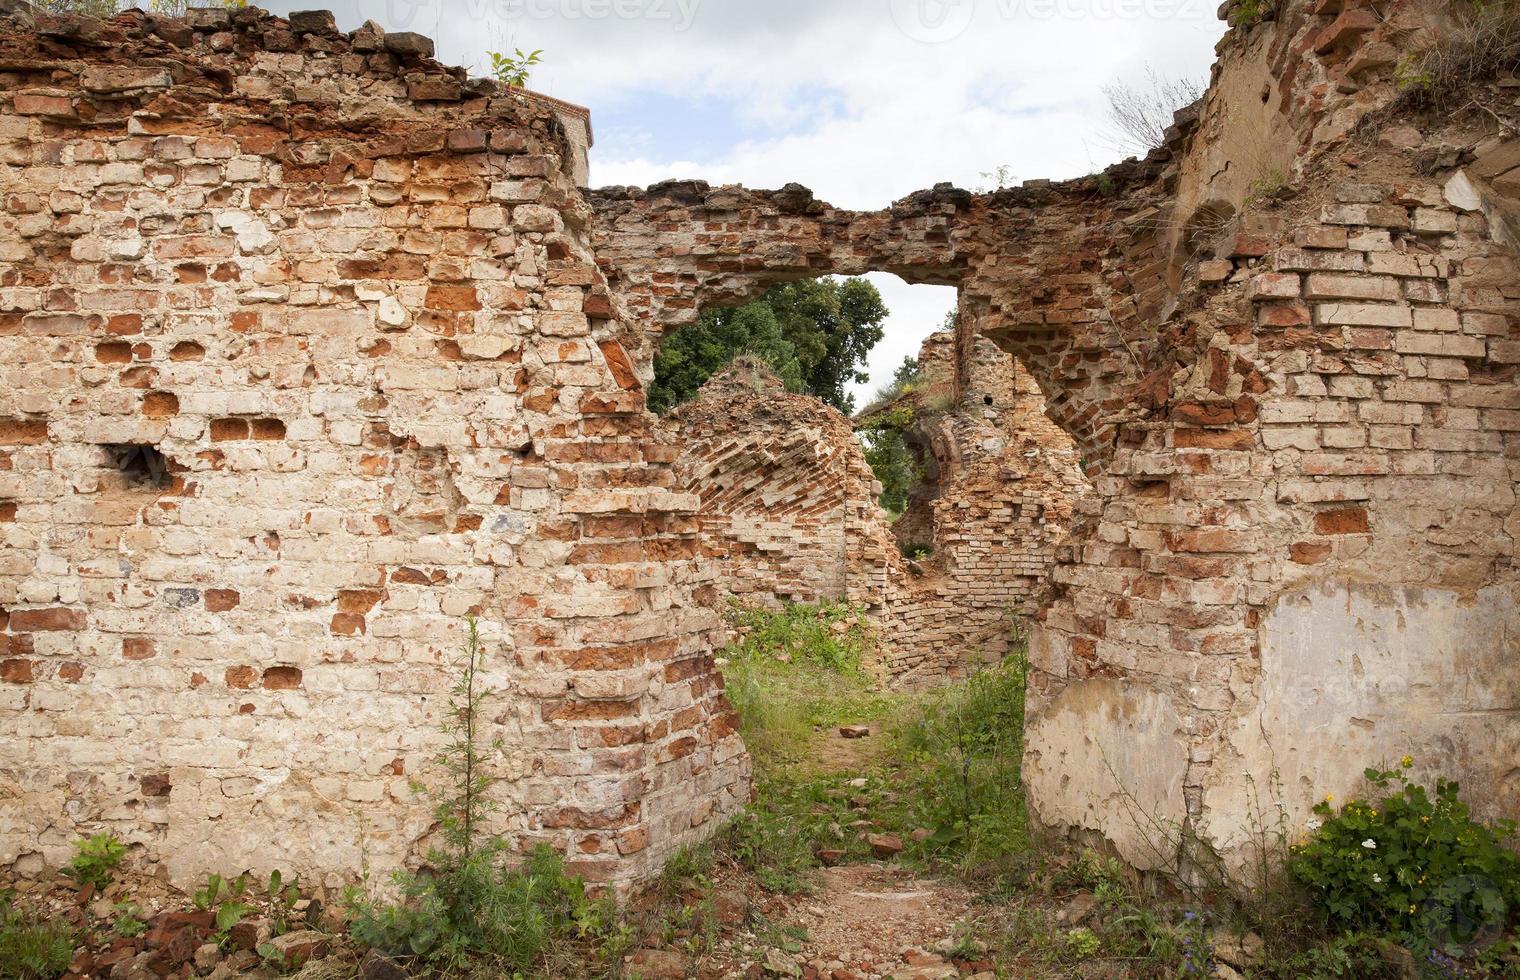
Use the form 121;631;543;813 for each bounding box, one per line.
890;0;1212;42
1417;874;1509;960
386;0;704;33
890;0;976;43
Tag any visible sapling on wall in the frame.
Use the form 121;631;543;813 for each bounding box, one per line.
346;617;607;976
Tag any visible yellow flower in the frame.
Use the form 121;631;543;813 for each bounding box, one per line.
1409;905;1417;914
1326;794;1335;803
1401;755;1414;768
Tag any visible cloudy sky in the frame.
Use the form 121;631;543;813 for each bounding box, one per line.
260;0;1225;405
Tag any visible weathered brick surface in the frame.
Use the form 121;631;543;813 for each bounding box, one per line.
667;341;1087;686
591;0;1520;878
0;7;744;891
3;0;1518;894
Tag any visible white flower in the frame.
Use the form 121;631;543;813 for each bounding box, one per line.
1372;873;1382;883
1362;839;1377;849
1305;818;1322;832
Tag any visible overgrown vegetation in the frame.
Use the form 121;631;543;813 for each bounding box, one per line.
715;602;1035;897
346;618;615;977
1290;759;1520;961
1101;66;1205;156
62;832;126;891
488;48;544;89
858;356;923;515
651;277;888;414
1396;0;1520;108
0;893;73;980
711;605;1520;977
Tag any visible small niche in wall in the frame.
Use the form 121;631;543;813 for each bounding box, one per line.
104;444;172;489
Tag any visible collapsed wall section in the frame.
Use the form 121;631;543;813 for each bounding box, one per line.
665;339;1089;684
665;358;895;613
868;333;1090;679
592;0;1520;877
0;6;747;892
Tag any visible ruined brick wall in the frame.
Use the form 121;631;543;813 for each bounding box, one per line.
665;336;1088;685
665;358;896;613
591;0;1520;877
7;0;1518;895
0;6;747;892
862;332;1091;680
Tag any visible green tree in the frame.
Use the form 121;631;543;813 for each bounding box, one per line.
859;356;922;516
650;277;887;415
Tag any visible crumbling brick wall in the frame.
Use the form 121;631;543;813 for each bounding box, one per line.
665;358;896;613
869;332;1090;681
591;0;1520;877
5;0;1519;894
666;339;1088;685
0;6;747;892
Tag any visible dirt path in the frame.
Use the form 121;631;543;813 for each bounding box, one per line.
711;726;997;980
773;863;990;980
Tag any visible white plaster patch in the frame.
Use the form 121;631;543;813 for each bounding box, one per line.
1023;676;1189;872
1200;580;1520;867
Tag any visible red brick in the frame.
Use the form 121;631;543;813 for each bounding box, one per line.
262;666;302;690
330;612;366;635
337;589;382;614
123;637;156;660
0;418;47;445
205;589;240;612
225;666;258;689
14;93;73;117
210;418;249;441
1173;429;1254;450
1314;507;1370;535
10;607;85;631
0;658;33;683
142;391;180;418
250;418;286;440
1291;541;1333;564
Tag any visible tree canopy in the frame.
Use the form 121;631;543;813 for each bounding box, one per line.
649;277;888;415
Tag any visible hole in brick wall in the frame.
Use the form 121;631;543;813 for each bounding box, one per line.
983;395;994;406
104;444;173;488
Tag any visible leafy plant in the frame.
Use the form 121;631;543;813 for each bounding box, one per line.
1289;759;1520;957
488;48;543;89
193;873;253;944
112;903;146;939
0;892;73;980
651;277;888;415
63;833;126;890
263;870;304;936
346;618;612;975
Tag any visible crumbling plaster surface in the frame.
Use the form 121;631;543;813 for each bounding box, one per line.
1201;580;1520;864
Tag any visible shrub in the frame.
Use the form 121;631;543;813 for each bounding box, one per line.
488;48;543;89
346;619;612;975
1289;760;1520;956
62;832;126;890
0;893;73;980
1395;0;1520;108
1100;66;1205;156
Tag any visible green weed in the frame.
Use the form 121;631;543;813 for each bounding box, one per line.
345;618;615;977
62;833;126;891
0;893;73;980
